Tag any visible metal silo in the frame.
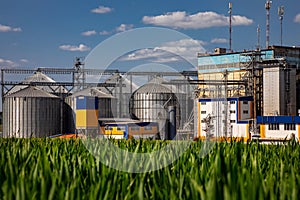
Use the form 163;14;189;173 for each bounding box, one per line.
129;83;179;139
65;87;116;133
3;86;60;138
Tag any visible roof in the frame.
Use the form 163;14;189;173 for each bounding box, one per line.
133;82;173;94
5;86;59;98
7;71;68;95
70;87;114;98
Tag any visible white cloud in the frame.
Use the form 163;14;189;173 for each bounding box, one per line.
0;24;22;32
211;38;228;44
91;6;112;14
20;59;29;63
81;30;97;36
0;58;19;68
59;44;91;52
294;14;300;23
142;11;253;29
99;30;111;35
116;24;134;32
122;38;206;64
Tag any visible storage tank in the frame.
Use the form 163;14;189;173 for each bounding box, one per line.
65;87;116;133
3;86;61;138
129;83;179;139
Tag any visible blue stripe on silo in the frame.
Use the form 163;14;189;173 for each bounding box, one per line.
256;116;300;124
76;96;99;110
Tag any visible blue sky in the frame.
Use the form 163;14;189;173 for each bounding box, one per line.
0;0;300;69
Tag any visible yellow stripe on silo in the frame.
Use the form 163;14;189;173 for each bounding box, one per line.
260;124;265;138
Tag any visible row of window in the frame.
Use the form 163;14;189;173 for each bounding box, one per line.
200;110;248;114
268;123;296;131
201;101;249;105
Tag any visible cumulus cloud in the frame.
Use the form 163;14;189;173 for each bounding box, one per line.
211;38;228;44
81;30;97;36
142;11;253;29
59;44;91;52
99;30;110;35
116;24;134;32
20;59;29;63
0;58;19;68
98;24;134;36
122;38;206;64
0;24;22;32
91;6;112;14
294;14;300;23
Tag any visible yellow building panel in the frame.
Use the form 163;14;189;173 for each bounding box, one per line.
198;102;201;138
298;125;300;142
86;110;99;127
76;109;98;128
76;110;87;127
244;124;250;142
260;124;266;138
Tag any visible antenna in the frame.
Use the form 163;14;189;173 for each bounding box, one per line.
278;6;284;46
265;0;272;48
229;2;233;52
257;24;261;50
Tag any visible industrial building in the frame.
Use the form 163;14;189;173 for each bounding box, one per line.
196;46;300;141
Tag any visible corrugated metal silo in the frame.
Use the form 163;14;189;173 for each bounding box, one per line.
129;83;179;139
3;86;60;138
65;87;116;134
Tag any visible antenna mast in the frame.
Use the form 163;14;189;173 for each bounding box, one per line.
257;25;261;50
278;6;284;46
265;1;271;48
229;2;233;52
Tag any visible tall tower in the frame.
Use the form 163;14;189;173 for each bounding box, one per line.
278;6;284;46
265;1;271;48
229;2;233;52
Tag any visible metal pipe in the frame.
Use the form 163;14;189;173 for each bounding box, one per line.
168;106;176;140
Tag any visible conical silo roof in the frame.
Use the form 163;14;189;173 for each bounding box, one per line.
5;86;59;98
7;71;68;95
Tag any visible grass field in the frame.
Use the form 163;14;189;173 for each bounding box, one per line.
0;138;299;199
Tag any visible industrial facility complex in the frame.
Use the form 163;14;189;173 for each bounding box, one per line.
1;1;300;142
1;45;300;142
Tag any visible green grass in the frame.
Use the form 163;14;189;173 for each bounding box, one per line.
0;138;299;200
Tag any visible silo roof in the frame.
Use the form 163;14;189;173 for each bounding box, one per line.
7;71;68;95
70;87;114;98
5;86;59;98
134;83;173;94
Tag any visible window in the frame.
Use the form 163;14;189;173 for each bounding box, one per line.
131;127;139;131
201;102;206;105
243;110;249;114
268;124;280;130
201;111;206;114
144;126;152;130
230;101;235;104
243;101;248;104
230;120;236;123
284;123;296;131
230;110;236;114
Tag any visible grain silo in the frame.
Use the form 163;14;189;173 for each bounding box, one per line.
3;86;61;138
129;82;179;139
65;87;116;134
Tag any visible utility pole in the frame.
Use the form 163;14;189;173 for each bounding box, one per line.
229;2;233;52
278;6;284;46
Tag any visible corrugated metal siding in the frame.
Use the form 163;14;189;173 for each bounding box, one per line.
3;96;60;138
